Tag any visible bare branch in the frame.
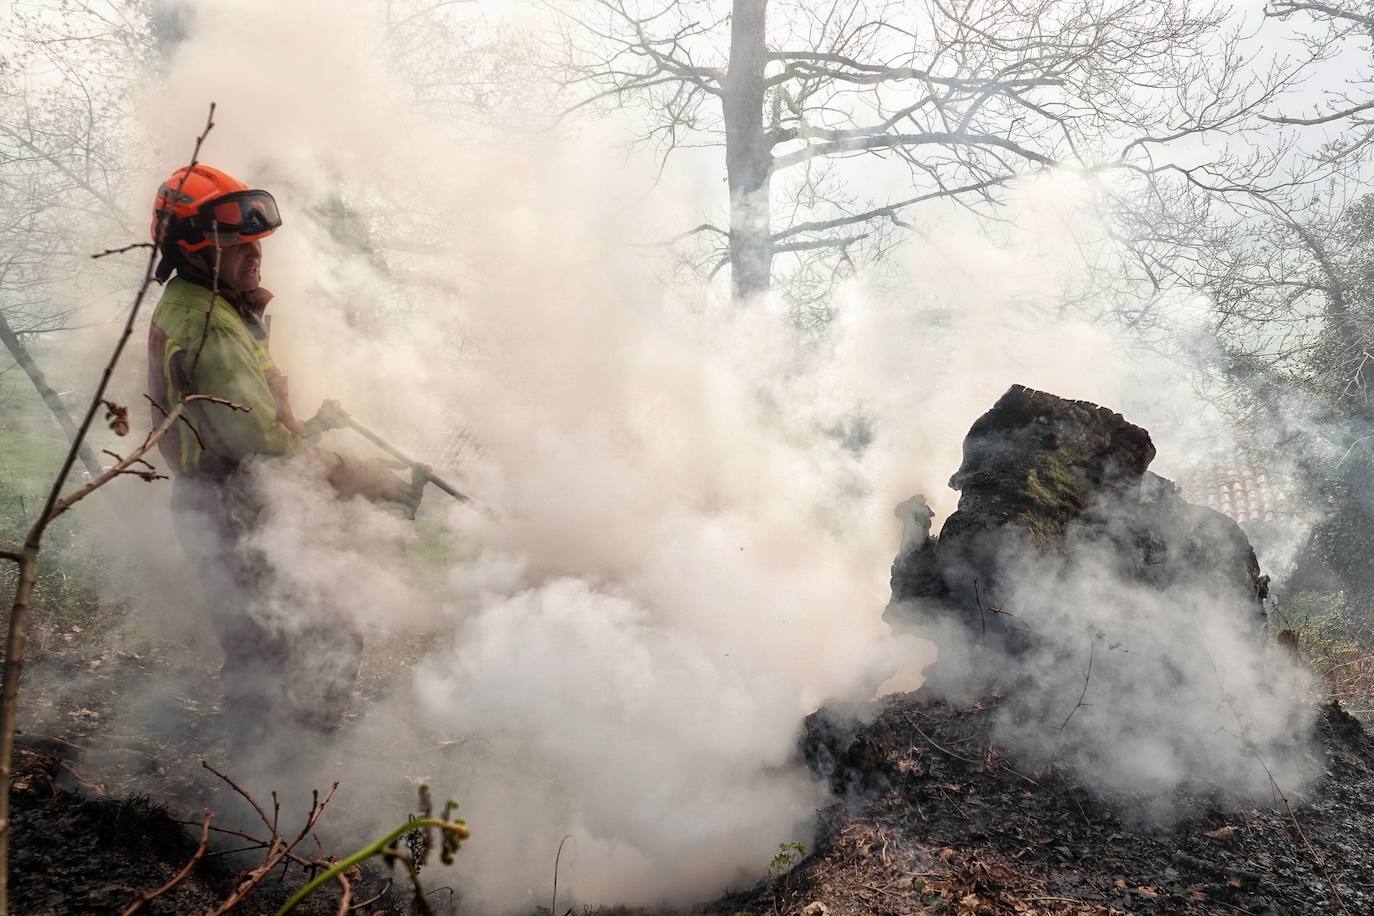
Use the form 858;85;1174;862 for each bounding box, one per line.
772;131;1056;173
0;103;217;916
120;813;214;916
1262;99;1374;126
772;176;1020;242
45;394;246;522
91;242;155;260
29;101;216;547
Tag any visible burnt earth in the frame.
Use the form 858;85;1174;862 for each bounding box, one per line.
757;691;1374;916
9;755;234;915
5;652;431;915
5;745;410;916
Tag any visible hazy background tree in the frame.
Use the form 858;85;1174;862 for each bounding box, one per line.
1265;0;1374;164
0;1;167;475
553;0;1290;328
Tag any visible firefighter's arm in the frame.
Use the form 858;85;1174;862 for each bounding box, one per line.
191;327;300;460
193;329;415;508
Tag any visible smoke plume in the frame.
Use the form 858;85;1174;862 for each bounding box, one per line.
8;1;1331;911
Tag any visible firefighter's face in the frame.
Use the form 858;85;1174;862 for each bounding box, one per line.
215;239;262;291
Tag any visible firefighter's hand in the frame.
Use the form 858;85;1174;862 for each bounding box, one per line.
328;457;420;512
302;399;348;439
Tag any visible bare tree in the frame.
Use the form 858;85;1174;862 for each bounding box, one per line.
1265;0;1374;163
0;1;160;469
553;0;1288;322
378;0;529;119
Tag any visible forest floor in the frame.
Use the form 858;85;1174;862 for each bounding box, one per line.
709;692;1374;916
7;641;422;915
9;605;1374;915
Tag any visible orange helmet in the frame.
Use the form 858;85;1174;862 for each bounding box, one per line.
151;164;281;254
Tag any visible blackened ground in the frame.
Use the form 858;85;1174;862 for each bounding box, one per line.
12;632;1373;915
7;746;418;915
710;692;1374;916
7;642;454;915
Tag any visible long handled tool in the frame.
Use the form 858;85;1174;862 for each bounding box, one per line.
305;399;473;506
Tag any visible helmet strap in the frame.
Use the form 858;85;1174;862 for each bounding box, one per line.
154;243;182;284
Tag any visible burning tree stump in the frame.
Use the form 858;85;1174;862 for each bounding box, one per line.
886;385;1269;658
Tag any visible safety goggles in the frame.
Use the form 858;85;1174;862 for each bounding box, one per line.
188;190;282;247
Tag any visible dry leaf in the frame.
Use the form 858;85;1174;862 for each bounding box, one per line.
102;399;129;436
1134;886;1158;897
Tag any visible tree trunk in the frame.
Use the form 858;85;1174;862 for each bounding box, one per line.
0;314;104;481
0;546;36;916
723;0;772;304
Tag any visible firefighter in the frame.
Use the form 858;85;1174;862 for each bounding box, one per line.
146;163;410;748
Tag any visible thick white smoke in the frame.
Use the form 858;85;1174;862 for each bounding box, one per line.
13;1;1324;912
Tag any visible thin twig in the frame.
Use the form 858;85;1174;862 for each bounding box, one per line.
1250;750;1349;914
1056;632;1096;738
173;820;315;870
91;242;155;260
30;100;214;536
973;578;986;639
200;761;340;915
348;880;392;911
143;393;205;451
552;833;574;916
1197;629;1350;914
121;812;214;916
0;101;217;916
988;603;1034;631
332;866;354;916
201;760;275;835
907;716;982;766
44;395;245;523
187;218;222;383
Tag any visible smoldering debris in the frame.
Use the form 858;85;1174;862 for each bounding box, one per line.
787;696;1374;916
884;384;1318;805
766;383;1370;915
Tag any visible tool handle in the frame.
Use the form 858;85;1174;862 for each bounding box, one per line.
418;471;471;503
308;400;477;506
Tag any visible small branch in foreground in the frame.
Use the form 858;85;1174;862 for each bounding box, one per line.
1198;626;1350;914
1246;742;1350;914
274;785;469;916
346;879;391;911
0;101;217;916
187;221;222;383
121;813;213;916
331;865;353;916
551;833;574;916
200;761;340;916
1050;631;1097;766
45;395;246;524
91;242;155;260
143;393;206;451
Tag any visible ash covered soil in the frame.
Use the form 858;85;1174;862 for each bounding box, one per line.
7;638;443;915
12;646;1374;915
709;691;1374;916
